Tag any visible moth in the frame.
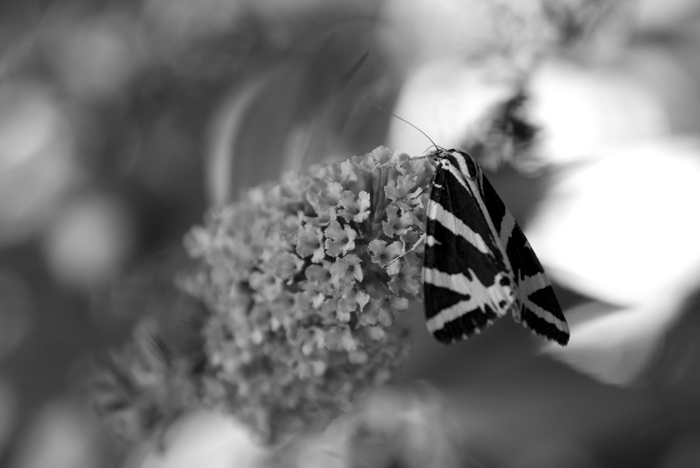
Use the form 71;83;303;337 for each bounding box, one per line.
422;148;569;345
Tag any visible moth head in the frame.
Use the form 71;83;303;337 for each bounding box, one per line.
438;149;480;180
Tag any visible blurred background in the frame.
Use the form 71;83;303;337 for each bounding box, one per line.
2;0;700;467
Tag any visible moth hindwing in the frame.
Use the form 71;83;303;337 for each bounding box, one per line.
422;148;569;345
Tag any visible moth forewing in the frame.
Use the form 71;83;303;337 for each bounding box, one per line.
422;149;517;343
423;148;569;345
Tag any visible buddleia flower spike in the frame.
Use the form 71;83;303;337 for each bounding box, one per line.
180;146;434;443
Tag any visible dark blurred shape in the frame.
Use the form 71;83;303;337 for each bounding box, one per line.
0;268;33;360
511;436;597;468
661;435;700;468
0;380;18;461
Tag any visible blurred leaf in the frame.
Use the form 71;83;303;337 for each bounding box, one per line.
205;68;291;206
387;59;526;159
529;61;669;164
532;137;700;384
205;22;383;205
529;137;700;306
543;300;675;386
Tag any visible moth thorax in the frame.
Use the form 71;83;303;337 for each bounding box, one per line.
441;150;479;180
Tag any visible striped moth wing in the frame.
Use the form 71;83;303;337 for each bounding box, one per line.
423;150;516;344
423;149;569;345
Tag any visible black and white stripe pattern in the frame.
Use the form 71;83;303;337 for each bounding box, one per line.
423;149;569;345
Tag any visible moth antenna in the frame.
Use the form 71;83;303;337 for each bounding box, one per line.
388;113;439;151
373;105;440;154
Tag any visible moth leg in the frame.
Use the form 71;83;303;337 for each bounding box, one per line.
387;233;426;266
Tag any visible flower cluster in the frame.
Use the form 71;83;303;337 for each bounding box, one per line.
181;147;436;443
92;320;199;442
